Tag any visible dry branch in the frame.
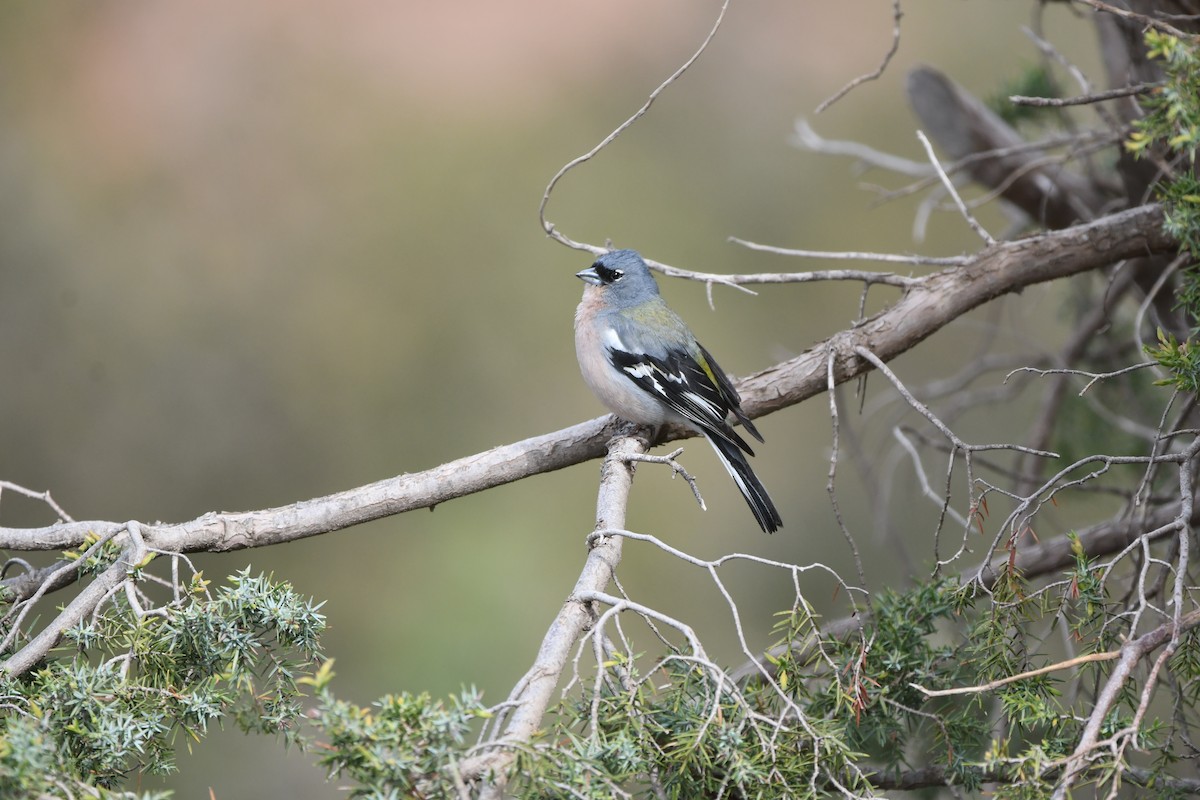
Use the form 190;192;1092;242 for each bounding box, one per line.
731;497;1195;685
745;204;1173;417
907;65;1107;227
0;205;1175;567
459;434;645;794
1053;608;1200;798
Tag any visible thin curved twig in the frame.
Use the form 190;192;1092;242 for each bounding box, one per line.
916;129;996;245
537;0;732;253
813;0;902;114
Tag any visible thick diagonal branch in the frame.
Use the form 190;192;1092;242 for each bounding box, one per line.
0;206;1174;567
745;204;1172;417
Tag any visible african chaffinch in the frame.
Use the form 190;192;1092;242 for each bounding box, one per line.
574;249;782;533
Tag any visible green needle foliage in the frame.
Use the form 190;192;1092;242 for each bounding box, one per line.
1147;329;1200;392
311;686;487;799
2;518;1197;797
1127;32;1200;169
1133;32;1200;360
0;568;326;798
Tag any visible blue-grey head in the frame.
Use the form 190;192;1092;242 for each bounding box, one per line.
575;249;661;308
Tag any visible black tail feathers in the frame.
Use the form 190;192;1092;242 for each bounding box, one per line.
704;433;783;534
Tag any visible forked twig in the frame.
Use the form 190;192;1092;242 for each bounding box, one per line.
623;448;707;511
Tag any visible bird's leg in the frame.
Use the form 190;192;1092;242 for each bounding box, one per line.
606;419;655;450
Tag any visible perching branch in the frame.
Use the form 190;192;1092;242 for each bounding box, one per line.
0;205;1174;566
742;204;1173;418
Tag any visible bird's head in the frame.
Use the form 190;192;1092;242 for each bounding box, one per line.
575;249;661;307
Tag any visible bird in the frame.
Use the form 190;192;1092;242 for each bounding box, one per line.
573;249;782;533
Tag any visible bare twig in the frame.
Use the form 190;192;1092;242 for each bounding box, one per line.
916;129;996;245
623;447;707;511
537;0;731;253
854;346;1059;459
1071;0;1196;39
728;236;965;270
792;117;931;176
576;590;706;655
1011;81;1160;108
1005;362;1158;396
826;347;868;591
814;0;902;114
0;481;75;523
911;649;1122;698
1053;609;1200;799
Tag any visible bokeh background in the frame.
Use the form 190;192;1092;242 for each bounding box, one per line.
0;2;1108;796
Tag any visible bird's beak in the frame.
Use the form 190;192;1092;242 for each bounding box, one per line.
575;267;602;286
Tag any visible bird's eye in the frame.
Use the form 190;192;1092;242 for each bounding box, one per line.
593;264;624;284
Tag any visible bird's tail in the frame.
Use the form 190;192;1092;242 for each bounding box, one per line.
704;432;783;534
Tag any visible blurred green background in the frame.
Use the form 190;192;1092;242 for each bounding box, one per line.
0;2;1111;796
